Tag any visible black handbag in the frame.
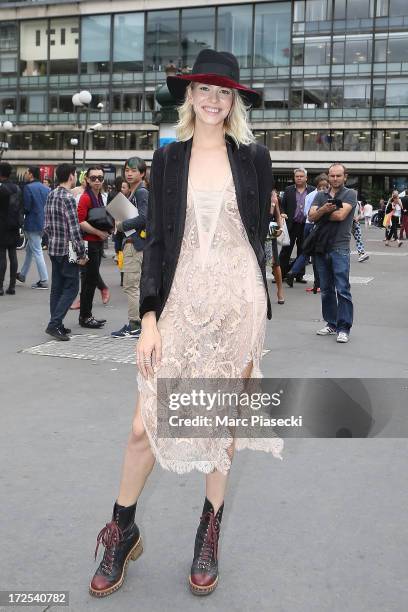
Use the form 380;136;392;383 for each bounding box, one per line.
87;207;114;232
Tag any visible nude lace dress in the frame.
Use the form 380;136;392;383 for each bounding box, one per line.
137;172;283;474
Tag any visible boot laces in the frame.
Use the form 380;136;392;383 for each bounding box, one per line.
197;512;219;569
94;521;123;574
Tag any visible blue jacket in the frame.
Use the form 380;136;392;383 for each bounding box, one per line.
121;181;148;252
23;180;50;232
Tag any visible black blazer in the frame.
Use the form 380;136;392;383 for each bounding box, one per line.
280;183;314;231
139;137;274;321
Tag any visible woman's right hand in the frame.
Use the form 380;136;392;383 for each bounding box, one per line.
136;312;162;379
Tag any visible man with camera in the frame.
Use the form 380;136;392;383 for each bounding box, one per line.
308;163;357;344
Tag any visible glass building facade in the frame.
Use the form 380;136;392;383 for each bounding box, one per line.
1;0;408;192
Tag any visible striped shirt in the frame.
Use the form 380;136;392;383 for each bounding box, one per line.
44;186;86;258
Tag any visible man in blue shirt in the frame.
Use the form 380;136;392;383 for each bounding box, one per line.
16;166;50;289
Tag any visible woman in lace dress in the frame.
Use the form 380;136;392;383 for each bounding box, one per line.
89;49;283;600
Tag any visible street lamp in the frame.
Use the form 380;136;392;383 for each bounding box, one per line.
72;91;104;168
0;120;13;160
70;137;79;165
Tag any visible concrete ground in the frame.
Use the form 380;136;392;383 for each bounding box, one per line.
0;225;407;612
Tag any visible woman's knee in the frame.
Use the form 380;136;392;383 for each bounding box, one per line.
131;413;146;442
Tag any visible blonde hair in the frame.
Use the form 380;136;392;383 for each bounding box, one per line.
175;83;255;147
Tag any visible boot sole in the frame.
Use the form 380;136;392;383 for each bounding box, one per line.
189;575;218;596
89;536;143;598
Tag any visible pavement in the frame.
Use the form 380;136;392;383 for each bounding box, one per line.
1;225;407;612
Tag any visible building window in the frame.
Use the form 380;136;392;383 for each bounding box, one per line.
113;13;144;73
343;130;371;151
49;94;76;113
181;7;215;69
374;36;387;62
36;30;41;46
266;130;292;150
0;22;18;76
304;38;331;65
389;0;407;16
263;84;290;108
146;10;179;72
294;80;329;108
81;15;110;74
305;0;332;21
112;92;143;112
92;132;111;150
217;4;253;69
331;130;344;150
254;2;291;67
334;0;346;20
0;57;17;74
372;84;386;106
376;0;389;16
386;79;408;106
387;33;408;64
343;80;371;107
384;130;408;151
110;131;157;150
346;0;374;19
60;28;65;45
0;95;16;114
344;36;372;64
303;130;331;150
332;41;345;64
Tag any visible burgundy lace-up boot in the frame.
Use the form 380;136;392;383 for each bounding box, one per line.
189;497;224;596
89;501;143;597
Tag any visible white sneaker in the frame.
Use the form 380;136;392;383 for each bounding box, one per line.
316;325;336;336
358;253;369;262
337;332;349;343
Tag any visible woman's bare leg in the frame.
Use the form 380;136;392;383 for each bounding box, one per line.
116;396;156;507
272;263;284;302
205;360;253;511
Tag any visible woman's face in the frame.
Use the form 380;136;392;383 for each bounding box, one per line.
121;182;130;196
86;170;104;192
189;83;233;128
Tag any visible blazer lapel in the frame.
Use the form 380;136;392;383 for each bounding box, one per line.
227;140;246;226
227;140;259;233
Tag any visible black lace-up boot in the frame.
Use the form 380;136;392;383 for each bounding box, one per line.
189;497;224;596
89;501;143;597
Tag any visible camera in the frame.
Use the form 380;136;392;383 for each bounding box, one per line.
327;197;343;209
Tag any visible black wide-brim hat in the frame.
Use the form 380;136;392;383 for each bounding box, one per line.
167;49;260;107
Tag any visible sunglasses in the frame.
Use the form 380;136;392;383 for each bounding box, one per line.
89;175;104;182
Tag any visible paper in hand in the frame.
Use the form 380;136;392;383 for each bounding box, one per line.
106;192;138;237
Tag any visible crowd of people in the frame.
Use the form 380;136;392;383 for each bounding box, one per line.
0;159;407;343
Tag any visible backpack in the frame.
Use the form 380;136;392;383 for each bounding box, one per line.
0;182;23;230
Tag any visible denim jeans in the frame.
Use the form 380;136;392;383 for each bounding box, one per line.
49;256;80;328
290;222;313;275
20;230;48;282
314;248;353;333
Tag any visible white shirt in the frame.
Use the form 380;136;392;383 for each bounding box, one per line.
363;203;373;217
